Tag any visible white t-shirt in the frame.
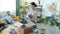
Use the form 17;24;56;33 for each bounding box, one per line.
26;8;37;19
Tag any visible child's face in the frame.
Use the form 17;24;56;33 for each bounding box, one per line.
7;11;10;15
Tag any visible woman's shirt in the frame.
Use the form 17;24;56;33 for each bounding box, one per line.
26;8;37;20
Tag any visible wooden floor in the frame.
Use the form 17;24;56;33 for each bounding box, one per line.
0;26;37;34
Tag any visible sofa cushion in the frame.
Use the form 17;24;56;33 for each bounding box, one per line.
14;16;20;21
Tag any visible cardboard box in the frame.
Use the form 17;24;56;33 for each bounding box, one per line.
24;28;33;34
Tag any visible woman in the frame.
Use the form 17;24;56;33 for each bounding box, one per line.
26;2;38;33
26;2;37;22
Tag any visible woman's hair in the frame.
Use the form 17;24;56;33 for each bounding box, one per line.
31;2;37;7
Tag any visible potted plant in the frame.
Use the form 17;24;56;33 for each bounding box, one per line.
20;1;29;24
20;2;29;20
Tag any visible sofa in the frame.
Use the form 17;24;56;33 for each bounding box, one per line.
0;20;7;31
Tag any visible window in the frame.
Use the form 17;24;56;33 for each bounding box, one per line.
0;0;16;15
19;0;39;19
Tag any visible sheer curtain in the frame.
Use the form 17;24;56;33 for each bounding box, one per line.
0;0;16;16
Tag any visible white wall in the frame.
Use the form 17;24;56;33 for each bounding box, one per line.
26;0;39;5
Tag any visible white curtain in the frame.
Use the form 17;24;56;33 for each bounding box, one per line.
0;0;16;16
40;0;60;18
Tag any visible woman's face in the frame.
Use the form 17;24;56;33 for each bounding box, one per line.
30;5;35;9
